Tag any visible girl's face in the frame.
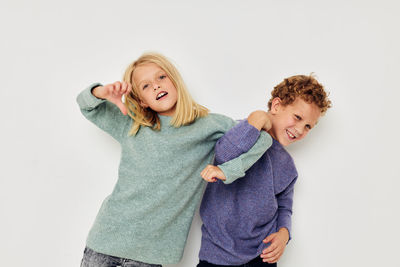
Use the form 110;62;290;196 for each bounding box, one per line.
133;63;178;116
268;97;321;146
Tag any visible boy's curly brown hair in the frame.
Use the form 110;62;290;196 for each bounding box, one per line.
267;74;331;114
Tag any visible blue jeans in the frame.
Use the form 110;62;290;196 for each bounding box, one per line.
80;247;162;267
197;256;277;267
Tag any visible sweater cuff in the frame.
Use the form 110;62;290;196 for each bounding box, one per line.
76;83;105;109
277;216;292;242
218;159;246;184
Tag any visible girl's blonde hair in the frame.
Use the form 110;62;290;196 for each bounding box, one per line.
123;52;209;135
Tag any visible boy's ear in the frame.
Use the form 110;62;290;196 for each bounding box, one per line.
270;97;282;115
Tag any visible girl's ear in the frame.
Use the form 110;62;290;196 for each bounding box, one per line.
139;100;149;108
270;97;282;115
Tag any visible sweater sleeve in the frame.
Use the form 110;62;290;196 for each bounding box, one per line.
216;126;273;184
214;119;271;165
76;83;131;142
276;177;297;241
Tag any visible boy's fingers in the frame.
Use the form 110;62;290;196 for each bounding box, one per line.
263;234;275;244
263;258;278;264
263;247;280;258
262;242;277;254
263;250;281;260
263;253;280;263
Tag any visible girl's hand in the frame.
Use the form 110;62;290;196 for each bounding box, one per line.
92;81;132;115
247;110;272;131
260;228;289;263
200;165;226;182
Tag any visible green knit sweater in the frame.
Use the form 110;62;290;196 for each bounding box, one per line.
77;84;272;264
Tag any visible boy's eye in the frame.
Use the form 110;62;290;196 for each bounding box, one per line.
295;115;301;120
306;125;312;130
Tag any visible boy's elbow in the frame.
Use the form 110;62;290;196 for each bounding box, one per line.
214;142;243;165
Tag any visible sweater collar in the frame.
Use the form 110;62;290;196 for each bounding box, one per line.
158;114;173;128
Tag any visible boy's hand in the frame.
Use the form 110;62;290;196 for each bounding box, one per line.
200;165;226;182
92;81;132;115
247;110;272;131
260;228;289;263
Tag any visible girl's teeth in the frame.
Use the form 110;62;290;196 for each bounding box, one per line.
156;92;167;100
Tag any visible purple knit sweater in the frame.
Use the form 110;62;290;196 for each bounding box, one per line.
199;120;298;265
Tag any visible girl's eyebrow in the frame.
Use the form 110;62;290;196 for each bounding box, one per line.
137;79;151;89
137;70;167;87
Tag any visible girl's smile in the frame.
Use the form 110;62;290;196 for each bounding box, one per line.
156;91;168;100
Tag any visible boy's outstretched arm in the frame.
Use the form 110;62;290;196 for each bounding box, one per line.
201;111;272;183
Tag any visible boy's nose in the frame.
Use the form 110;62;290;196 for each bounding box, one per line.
295;128;303;136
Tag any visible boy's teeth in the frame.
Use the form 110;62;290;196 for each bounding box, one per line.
287;130;295;138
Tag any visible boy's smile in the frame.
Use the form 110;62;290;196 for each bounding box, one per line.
268;97;321;146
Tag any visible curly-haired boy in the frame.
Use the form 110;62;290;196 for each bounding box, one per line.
198;75;331;267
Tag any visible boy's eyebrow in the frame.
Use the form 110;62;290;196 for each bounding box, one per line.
309;120;319;129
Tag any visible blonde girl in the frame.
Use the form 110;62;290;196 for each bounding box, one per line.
77;52;271;267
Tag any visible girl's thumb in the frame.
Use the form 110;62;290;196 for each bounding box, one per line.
117;102;128;115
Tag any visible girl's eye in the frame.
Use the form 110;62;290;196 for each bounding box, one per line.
159;75;166;80
143;84;149;90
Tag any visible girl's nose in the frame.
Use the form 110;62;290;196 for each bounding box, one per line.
153;85;161;91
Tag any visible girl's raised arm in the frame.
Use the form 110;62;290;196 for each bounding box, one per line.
76;82;132;142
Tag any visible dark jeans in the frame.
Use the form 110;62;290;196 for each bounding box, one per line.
197;256;277;267
80;247;162;267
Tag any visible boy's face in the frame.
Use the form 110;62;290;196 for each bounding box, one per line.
269;97;321;146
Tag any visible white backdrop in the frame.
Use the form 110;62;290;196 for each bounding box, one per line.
1;1;399;266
